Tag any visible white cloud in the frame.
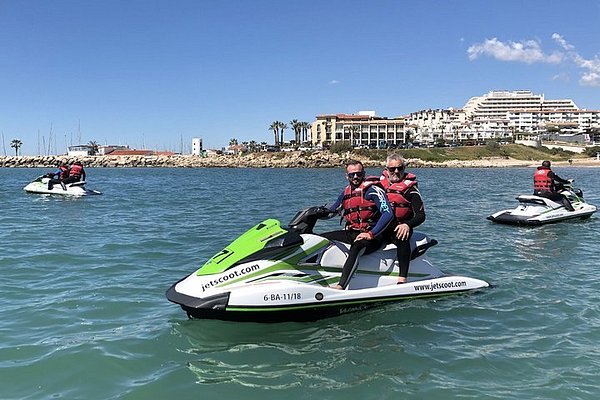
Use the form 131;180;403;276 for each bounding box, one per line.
551;34;600;87
467;38;563;64
328;80;340;85
580;72;600;87
468;34;600;87
552;33;574;51
552;72;571;83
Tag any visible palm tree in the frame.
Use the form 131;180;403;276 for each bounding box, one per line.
299;122;306;143
452;125;459;144
248;140;258;153
290;119;301;144
269;121;280;146
229;138;238;146
88;140;99;155
10;139;22;156
278;122;287;145
300;122;311;143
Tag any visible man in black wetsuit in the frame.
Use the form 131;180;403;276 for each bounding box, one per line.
380;154;426;284
533;160;574;211
323;160;394;290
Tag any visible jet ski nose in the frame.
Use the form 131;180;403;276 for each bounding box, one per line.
166;284;230;318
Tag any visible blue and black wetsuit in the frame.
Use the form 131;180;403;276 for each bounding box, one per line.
322;184;393;289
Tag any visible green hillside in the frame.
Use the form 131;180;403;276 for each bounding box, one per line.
353;144;582;163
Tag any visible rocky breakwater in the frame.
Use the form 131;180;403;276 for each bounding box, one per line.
0;151;350;169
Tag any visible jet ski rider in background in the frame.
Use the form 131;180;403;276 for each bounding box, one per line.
62;161;86;186
381;154;426;284
47;162;70;190
533;160;575;211
323;159;394;290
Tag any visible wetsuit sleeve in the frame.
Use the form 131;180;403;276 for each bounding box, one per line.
548;171;569;184
365;186;393;237
328;191;345;213
402;188;426;228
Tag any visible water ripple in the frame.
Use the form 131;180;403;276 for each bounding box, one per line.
1;167;600;399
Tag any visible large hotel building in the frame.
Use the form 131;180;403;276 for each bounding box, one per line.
310;90;600;147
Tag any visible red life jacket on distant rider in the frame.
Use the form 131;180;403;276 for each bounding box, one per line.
381;173;418;222
69;164;83;179
59;165;70;179
533;167;552;192
342;177;382;232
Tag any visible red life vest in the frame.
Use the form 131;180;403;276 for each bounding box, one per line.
533;167;552;191
382;173;418;222
59;165;70;179
70;164;83;178
342;177;382;231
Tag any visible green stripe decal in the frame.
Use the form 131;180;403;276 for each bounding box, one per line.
197;219;288;276
216;240;330;287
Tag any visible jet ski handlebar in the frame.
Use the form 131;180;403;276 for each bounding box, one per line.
555;180;575;191
288;206;335;234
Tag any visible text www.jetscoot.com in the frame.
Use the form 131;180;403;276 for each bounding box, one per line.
413;280;467;292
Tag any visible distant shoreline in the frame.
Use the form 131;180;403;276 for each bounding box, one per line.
2;153;599;169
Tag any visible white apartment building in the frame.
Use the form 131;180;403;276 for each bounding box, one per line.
311;112;406;147
463;90;578;120
508;109;600;134
309;91;599;147
405;109;466;144
407;90;598;144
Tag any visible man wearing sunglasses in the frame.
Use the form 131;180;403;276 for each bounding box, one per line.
381;154;426;284
322;160;394;290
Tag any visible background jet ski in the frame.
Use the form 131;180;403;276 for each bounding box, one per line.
487;181;596;226
23;175;102;196
166;206;489;322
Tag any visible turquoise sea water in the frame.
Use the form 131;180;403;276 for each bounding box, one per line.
1;166;599;400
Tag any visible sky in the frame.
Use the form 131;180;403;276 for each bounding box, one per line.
1;0;599;155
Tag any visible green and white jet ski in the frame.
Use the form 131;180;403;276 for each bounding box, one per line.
166;207;489;322
23;175;102;196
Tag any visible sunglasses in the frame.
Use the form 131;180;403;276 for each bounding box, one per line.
347;171;365;179
386;166;405;173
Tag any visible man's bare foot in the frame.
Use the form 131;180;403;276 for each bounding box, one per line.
397;277;407;284
331;284;343;290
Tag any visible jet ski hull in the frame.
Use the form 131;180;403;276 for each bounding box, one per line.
487;208;596;226
166;226;489;322
167;209;490;322
23;177;102;196
488;189;596;226
166;275;489;322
